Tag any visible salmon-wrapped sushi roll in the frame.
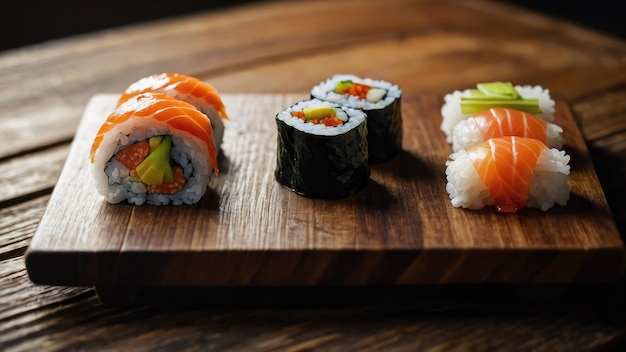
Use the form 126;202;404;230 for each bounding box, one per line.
451;107;563;152
90;93;219;206
445;136;570;212
117;72;229;149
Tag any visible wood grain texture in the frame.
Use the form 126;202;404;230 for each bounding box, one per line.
0;146;67;206
1;0;626;350
24;93;624;298
4;254;626;351
0;196;50;261
2;0;626;158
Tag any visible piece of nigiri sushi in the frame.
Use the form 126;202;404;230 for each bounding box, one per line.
90;92;219;205
451;107;563;152
445;136;570;212
117;72;229;148
441;81;555;143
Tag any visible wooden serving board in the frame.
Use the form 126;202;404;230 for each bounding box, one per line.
26;93;625;304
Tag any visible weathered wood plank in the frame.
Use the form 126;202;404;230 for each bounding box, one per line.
0;196;50;261
2;0;626;158
2;254;626;352
571;87;626;234
0;145;68;206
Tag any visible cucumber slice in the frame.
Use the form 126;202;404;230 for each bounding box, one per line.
334;108;348;121
460;99;542;115
459;81;541;114
366;88;386;103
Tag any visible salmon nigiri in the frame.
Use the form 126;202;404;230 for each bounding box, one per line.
90;92;219;205
117;72;229;148
445;136;570;212
451;107;563;152
440;81;556;143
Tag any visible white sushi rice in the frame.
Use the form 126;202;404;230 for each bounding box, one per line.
276;99;367;136
445;147;570;211
451;117;564;152
440;85;556;143
310;74;402;110
92;118;212;206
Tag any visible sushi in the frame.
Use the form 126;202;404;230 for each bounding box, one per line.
445;136;570;212
90;92;219;205
117;72;229;148
451;107;563;152
441;81;555;143
310;74;403;163
275;99;370;199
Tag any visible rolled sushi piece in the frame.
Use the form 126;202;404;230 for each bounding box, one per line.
275;99;369;199
90;92;219;206
451;107;563;152
445;136;570;212
310;74;403;163
117;72;229;149
441;81;555;143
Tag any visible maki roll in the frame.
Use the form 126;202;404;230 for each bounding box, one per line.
441;81;555;143
445;136;570;212
311;74;403;163
275;99;369;199
90;93;220;206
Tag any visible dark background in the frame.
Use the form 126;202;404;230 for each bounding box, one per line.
0;1;624;51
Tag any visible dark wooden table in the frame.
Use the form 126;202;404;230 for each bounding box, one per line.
2;0;626;350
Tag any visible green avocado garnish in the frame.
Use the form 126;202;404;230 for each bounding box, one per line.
459;81;542;115
148;135;164;151
302;106;349;122
334;80;354;94
135;135;174;185
303;106;335;121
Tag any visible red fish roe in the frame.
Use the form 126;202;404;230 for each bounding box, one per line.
318;116;343;127
291;111;305;119
291;111;343;127
346;83;371;99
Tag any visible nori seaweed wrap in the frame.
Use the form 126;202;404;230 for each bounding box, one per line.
275;99;370;199
311;74;403;163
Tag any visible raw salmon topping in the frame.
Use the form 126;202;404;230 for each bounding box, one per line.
147;166;186;194
473;107;547;142
117;72;229;120
467;136;546;212
114;140;151;170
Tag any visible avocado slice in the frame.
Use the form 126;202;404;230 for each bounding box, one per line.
135;135;174;185
302;106;335;121
149;135;164;151
459;81;542;114
334;80;354;94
